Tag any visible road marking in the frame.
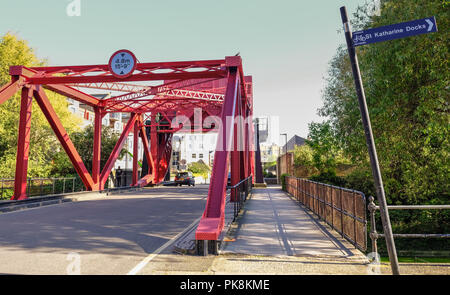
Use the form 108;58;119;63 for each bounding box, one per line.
127;214;203;275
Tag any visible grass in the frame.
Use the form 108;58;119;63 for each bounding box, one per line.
380;256;450;263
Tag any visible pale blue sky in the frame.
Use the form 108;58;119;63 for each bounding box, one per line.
0;0;368;143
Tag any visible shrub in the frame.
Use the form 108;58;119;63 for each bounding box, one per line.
280;173;289;191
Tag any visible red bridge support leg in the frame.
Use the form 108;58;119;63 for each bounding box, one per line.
136;116;155;187
150;114;159;184
92;107;103;190
12;87;32;200
132;115;139;186
195;66;239;246
230;92;243;202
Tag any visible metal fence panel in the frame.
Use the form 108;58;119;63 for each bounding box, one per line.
285;176;367;251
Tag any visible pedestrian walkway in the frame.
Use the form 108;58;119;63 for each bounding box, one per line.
222;186;366;260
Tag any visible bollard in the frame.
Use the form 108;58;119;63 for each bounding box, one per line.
368;196;379;258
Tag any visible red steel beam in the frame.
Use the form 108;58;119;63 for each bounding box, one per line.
140;116;154;175
92;107;104;190
30;59;225;73
132;115;139;186
12;87;34;200
230;90;243;202
6;65;101;107
0;78;22;105
100;113;138;187
136;116;154;187
34;87;95;190
27;71;226;85
150;114;159;183
196;67;239;241
44;84;100;107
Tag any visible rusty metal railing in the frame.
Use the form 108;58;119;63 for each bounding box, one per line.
0;177;81;200
228;175;253;221
285;176;367;251
368;196;450;258
0;176;117;200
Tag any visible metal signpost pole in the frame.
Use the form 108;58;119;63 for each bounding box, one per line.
340;6;400;275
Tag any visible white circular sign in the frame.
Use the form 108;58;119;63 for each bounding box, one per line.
108;50;137;78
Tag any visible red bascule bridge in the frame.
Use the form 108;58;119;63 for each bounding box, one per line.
0;50;263;254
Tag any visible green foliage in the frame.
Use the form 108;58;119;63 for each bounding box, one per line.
280;173;289;191
312;0;450;254
263;161;277;178
292;145;317;175
306;121;352;175
319;0;449;205
0;33;81;178
50;124;124;176
343;168;375;197
187;160;210;178
263;160;276;171
309;172;347;188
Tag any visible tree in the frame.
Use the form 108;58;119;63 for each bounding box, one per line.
0;33;81;178
306;121;350;175
319;0;449;205
50;124;126;176
292;145;317;177
187;160;210;178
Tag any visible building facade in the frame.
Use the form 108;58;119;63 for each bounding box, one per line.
171;133;217;171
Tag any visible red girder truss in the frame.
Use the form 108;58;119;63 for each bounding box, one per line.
0;54;257;245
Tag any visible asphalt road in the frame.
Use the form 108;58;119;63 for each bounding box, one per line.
0;185;208;275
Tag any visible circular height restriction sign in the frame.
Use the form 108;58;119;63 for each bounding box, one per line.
108;49;137;78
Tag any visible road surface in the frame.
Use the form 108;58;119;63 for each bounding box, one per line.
0;185;208;275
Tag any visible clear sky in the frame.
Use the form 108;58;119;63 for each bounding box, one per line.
0;0;367;144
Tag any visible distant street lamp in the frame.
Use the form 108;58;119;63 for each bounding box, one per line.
280;133;288;175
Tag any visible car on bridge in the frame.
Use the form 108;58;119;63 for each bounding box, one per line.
174;172;195;186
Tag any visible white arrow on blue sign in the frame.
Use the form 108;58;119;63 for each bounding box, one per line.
352;17;437;47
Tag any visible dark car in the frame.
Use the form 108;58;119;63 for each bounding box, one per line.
175;172;195;186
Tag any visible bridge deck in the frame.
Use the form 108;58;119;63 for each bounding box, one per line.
0;185;368;275
0;186;208;275
222;186;366;259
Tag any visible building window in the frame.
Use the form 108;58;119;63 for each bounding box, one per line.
192;154;196;159
199;154;203;159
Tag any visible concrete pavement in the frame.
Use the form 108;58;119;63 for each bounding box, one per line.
221;186;365;259
0;185;208;275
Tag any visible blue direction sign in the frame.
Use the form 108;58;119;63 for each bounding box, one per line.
352;17;437;46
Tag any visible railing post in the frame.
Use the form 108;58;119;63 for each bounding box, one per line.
340;187;344;238
63;178;66;194
368;196;379;258
331;185;334;228
353;190;357;249
72;178;75;192
27;178;31;196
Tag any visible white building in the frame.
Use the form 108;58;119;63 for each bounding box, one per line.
172;133;217;171
255;115;280;146
254;116;280;163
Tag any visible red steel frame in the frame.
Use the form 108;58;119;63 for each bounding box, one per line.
0;55;257;243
